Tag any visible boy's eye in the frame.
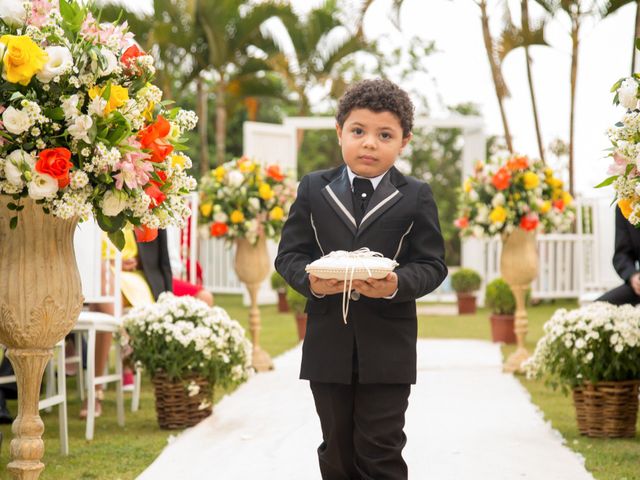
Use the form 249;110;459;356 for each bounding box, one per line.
351;127;364;135
380;132;392;140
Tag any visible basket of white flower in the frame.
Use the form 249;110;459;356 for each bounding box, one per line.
525;302;640;438
121;293;252;429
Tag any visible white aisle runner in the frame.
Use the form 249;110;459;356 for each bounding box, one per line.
138;340;594;480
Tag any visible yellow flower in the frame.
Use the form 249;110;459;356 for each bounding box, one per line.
259;183;273;201
238;159;255;173
618;198;633;219
170;154;186;170
214;166;225;181
463;178;472;193
489;206;507;224
230;210;245;224
544;167;553;177
142;101;155;122
522;171;540;190
0;35;48;86
88;84;129;115
546;176;563;189
200;202;213;217
269;206;284;221
562;191;573;206
540;200;551;214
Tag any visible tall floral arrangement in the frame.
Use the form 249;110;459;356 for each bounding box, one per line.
199;157;296;245
601;73;640;224
455;155;575;238
0;0;197;248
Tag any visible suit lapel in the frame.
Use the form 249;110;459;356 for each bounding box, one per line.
321;166;358;236
357;167;405;238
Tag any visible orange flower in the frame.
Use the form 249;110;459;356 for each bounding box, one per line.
506;155;529;171
149;170;167;188
35;147;73;188
491;167;511;191
210;222;228;237
121;44;145;74
144;183;166;208
134;225;158;242
266;164;284;182
618;198;633;219
139;115;173;162
552;199;565;212
519;213;539;231
454;217;469;229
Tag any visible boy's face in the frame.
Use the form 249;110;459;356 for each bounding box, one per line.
336;108;411;178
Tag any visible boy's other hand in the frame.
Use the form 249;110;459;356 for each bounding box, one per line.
309;274;346;295
352;272;398;298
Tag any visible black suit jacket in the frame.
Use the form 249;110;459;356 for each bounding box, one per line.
275;165;447;384
613;207;640;283
137;229;173;300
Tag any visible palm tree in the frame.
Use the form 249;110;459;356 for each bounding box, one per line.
499;1;549;162
601;1;640;73
194;0;294;166
474;0;514;154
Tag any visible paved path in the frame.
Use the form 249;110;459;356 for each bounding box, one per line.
139;340;594;480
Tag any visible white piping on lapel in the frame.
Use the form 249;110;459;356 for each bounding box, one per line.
326;186;357;227
310;213;325;256
393;221;414;260
361;190;400;226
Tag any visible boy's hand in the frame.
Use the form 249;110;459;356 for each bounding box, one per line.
309;274;346;295
352;273;398;299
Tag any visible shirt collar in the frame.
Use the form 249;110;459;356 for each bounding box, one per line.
346;166;388;191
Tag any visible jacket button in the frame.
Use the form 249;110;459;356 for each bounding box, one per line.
350;290;360;301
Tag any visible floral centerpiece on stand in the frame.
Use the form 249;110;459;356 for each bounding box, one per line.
121;293;252;429
0;0;197;248
198;156;296;244
455;155;575;238
524;302;640;438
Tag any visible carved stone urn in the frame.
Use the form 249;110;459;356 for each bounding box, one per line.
0;197;82;479
234;235;273;372
500;227;538;373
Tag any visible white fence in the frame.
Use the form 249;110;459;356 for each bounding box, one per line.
199;238;243;294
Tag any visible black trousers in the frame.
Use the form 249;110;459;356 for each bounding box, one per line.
596;283;640;306
309;376;410;480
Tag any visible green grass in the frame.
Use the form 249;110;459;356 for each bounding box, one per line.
0;296;638;479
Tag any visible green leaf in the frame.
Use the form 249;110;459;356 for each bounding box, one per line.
96;210;126;233
635;38;640;51
594;175;617;188
7;203;17;211
9;217;17;229
107;230;126;251
44;107;65;121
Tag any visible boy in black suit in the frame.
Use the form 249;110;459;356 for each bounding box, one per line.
275;79;447;479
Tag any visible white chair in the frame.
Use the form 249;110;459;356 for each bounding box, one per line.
0;339;69;455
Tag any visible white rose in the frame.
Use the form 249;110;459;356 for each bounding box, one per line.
618;78;639;110
67;115;93;143
227;170;244;187
36;46;74;83
248;197;260;211
28;172;58;200
213;212;228;223
61;94;80;121
2;106;32;135
98;47;118;76
3;149;35;186
101;190;128;217
0;0;27;27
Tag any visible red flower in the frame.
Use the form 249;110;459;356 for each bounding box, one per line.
121;44;145;74
519;213;539;231
454;217;469;229
506;156;529;171
266;164;284;182
139;116;173;162
144;183;167;208
36;147;73;188
134;225;158;242
150;170;167;188
552;199;565;212
210;222;229;237
491;167;511;191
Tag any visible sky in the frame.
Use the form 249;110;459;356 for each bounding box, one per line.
126;0;635;196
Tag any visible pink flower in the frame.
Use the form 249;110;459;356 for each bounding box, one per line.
28;0;58;28
607;152;630;176
113;137;153;190
80;13;134;48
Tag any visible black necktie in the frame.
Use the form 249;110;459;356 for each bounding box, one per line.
353;177;374;225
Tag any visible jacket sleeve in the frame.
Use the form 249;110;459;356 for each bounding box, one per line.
391;183;448;303
275;175;317;298
613;207;638;283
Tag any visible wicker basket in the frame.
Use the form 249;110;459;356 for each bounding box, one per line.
151;371;213;429
572;380;640;438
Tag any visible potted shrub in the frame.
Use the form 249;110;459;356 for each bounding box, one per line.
484;278;516;344
121;293;252;429
450;268;482;314
525;302;640;438
271;271;289;312
287;286;307;341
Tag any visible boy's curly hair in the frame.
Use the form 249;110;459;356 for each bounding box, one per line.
335;79;414;138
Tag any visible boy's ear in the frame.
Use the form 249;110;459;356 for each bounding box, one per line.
335;122;342;145
400;132;413;151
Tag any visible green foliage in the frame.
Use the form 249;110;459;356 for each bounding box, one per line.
286;286;307;314
485;278;516;315
270;271;287;292
450;268;482;293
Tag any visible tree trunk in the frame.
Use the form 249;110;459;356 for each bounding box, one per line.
197;77;210;177
479;0;513;153
215;80;227;166
633;1;640;74
569;14;580;195
521;0;545;163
